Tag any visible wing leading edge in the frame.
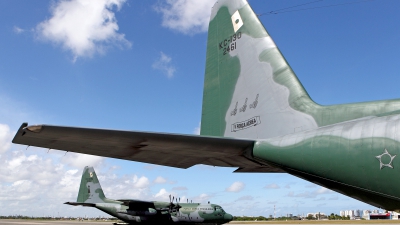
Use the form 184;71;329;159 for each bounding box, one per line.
12;123;284;172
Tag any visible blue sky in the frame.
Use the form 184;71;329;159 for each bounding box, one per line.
1;0;400;218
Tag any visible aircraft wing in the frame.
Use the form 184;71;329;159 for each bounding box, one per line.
12;123;284;172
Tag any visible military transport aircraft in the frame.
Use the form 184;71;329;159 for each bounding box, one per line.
67;166;233;224
12;0;400;211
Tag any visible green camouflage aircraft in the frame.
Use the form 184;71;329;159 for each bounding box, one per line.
67;166;233;224
12;0;400;211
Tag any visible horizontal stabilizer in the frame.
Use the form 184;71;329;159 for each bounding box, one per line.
64;202;95;207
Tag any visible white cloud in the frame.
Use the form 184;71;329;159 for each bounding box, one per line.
154;188;171;201
13;26;25;34
155;0;215;35
192;193;212;203
0;145;157;216
264;183;280;189
172;186;188;191
0;124;12;154
101;174;152;200
153;189;188;203
315;187;331;194
154;176;167;184
36;0;131;61
0;150;81;205
61;152;103;168
287;187;333;198
152;52;176;78
226;181;245;193
236;195;254;201
133;176;150;189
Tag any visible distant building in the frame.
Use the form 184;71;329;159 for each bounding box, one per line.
340;209;373;220
391;212;400;220
354;210;361;217
362;210;371;219
363;210;371;215
345;210;354;218
345;209;396;220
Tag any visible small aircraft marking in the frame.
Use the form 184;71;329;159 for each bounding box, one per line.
376;149;396;169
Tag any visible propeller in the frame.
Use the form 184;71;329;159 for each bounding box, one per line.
174;197;182;209
167;195;183;212
168;195;175;212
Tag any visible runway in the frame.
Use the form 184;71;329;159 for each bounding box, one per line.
2;220;400;225
0;220;105;225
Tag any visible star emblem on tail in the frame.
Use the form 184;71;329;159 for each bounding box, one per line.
376;149;396;170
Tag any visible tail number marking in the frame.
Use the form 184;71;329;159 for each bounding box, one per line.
219;32;241;55
231;116;261;132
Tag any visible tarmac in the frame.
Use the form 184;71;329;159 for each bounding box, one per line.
2;220;400;225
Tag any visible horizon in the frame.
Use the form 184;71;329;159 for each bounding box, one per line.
1;0;400;217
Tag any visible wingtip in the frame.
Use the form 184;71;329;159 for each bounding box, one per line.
11;123;29;144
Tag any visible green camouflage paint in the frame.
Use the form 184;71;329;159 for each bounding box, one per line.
67;166;233;224
201;0;400;139
13;0;400;214
201;0;400;210
253;114;400;210
201;6;241;137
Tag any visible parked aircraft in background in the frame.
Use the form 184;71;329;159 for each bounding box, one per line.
66;166;233;224
13;0;400;211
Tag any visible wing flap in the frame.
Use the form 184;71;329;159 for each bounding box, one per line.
12;123;284;172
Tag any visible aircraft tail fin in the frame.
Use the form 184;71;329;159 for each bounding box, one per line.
76;166;107;203
200;0;400;140
200;0;318;140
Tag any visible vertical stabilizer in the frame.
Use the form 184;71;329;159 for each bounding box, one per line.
201;0;400;140
200;0;318;139
77;166;106;203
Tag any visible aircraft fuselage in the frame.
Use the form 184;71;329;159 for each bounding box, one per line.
95;202;232;224
253;114;400;210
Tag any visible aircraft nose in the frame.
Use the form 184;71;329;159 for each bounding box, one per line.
224;213;233;221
